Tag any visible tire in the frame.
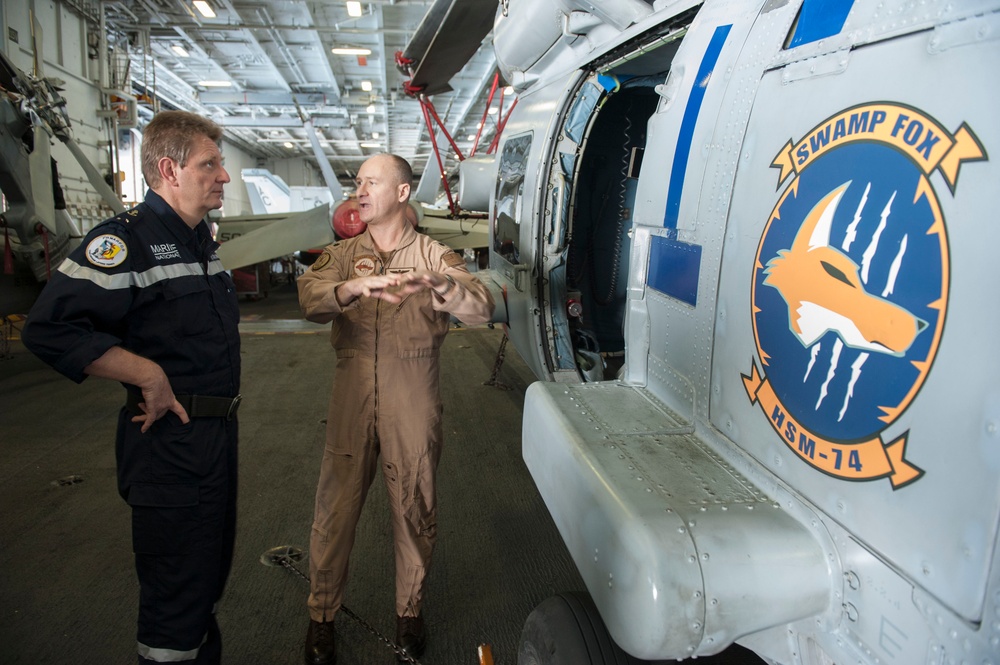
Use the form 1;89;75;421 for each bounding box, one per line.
517;592;647;665
517;592;767;665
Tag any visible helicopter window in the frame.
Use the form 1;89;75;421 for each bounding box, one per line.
493;133;532;265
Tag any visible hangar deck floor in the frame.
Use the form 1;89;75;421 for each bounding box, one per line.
1;280;764;665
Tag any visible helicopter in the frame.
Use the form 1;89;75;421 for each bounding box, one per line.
418;0;1000;662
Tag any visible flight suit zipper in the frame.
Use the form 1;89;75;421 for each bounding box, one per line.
373;248;398;439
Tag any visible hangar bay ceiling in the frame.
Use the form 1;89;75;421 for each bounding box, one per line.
97;0;502;190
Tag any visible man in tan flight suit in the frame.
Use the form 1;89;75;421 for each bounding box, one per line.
297;153;494;665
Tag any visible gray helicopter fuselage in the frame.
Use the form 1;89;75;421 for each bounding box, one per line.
486;0;1000;662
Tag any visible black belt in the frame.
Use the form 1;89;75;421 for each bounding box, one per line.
126;392;242;420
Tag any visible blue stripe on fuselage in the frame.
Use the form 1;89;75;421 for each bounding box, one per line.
663;24;732;229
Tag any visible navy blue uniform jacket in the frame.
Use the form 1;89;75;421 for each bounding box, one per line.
23;190;241;398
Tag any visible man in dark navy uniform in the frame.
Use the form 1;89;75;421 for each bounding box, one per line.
23;110;241;664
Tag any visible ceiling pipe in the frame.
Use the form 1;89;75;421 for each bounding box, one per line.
130;22;417;34
372;4;390;151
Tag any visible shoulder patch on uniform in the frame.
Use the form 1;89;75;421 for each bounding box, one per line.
85;234;128;268
442;250;465;268
312;251;333;272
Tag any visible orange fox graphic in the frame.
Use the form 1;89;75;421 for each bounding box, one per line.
99;241;120;260
764;182;926;356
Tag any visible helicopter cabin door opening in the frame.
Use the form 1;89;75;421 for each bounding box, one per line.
497;20;690;382
562;70;671;382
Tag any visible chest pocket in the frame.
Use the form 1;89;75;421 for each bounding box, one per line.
162;277;216;338
391;292;449;358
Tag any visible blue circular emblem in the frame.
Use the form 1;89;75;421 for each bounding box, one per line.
753;143;948;443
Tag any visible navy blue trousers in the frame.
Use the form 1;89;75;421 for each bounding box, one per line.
116;409;239;664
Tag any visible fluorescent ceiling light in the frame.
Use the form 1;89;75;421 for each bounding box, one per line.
283;142;294;149
346;1;362;17
372;132;379;139
198;80;232;87
193;1;216;18
360;80;372;92
331;47;371;56
467;135;476;141
360;142;381;148
171;44;190;58
366;104;376;114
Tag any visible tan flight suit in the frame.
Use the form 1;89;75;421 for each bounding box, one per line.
298;224;494;621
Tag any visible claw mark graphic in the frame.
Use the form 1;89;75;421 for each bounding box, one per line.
842;182;869;252
882;234;908;298
839;352;869;421
804;343;821;382
816;338;844;409
861;191;894;284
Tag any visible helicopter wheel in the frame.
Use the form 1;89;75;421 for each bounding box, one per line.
517;592;653;665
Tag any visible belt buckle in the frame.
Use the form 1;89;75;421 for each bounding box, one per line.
227;394;242;420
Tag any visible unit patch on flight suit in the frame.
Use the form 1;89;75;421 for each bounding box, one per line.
311;252;332;272
353;255;377;276
442;249;465;268
742;102;986;489
86;234;128;268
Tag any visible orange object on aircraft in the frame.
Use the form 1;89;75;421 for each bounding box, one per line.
333;198;419;240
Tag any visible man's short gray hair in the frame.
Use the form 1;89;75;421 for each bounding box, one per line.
141;111;223;188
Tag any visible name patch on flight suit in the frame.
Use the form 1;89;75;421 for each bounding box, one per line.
442;250;465;268
86;234;128;268
387;267;413;274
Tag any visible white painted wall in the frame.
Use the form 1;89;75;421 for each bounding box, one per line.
272;157;326;190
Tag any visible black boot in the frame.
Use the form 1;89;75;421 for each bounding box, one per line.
304;619;336;665
396;614;426;661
